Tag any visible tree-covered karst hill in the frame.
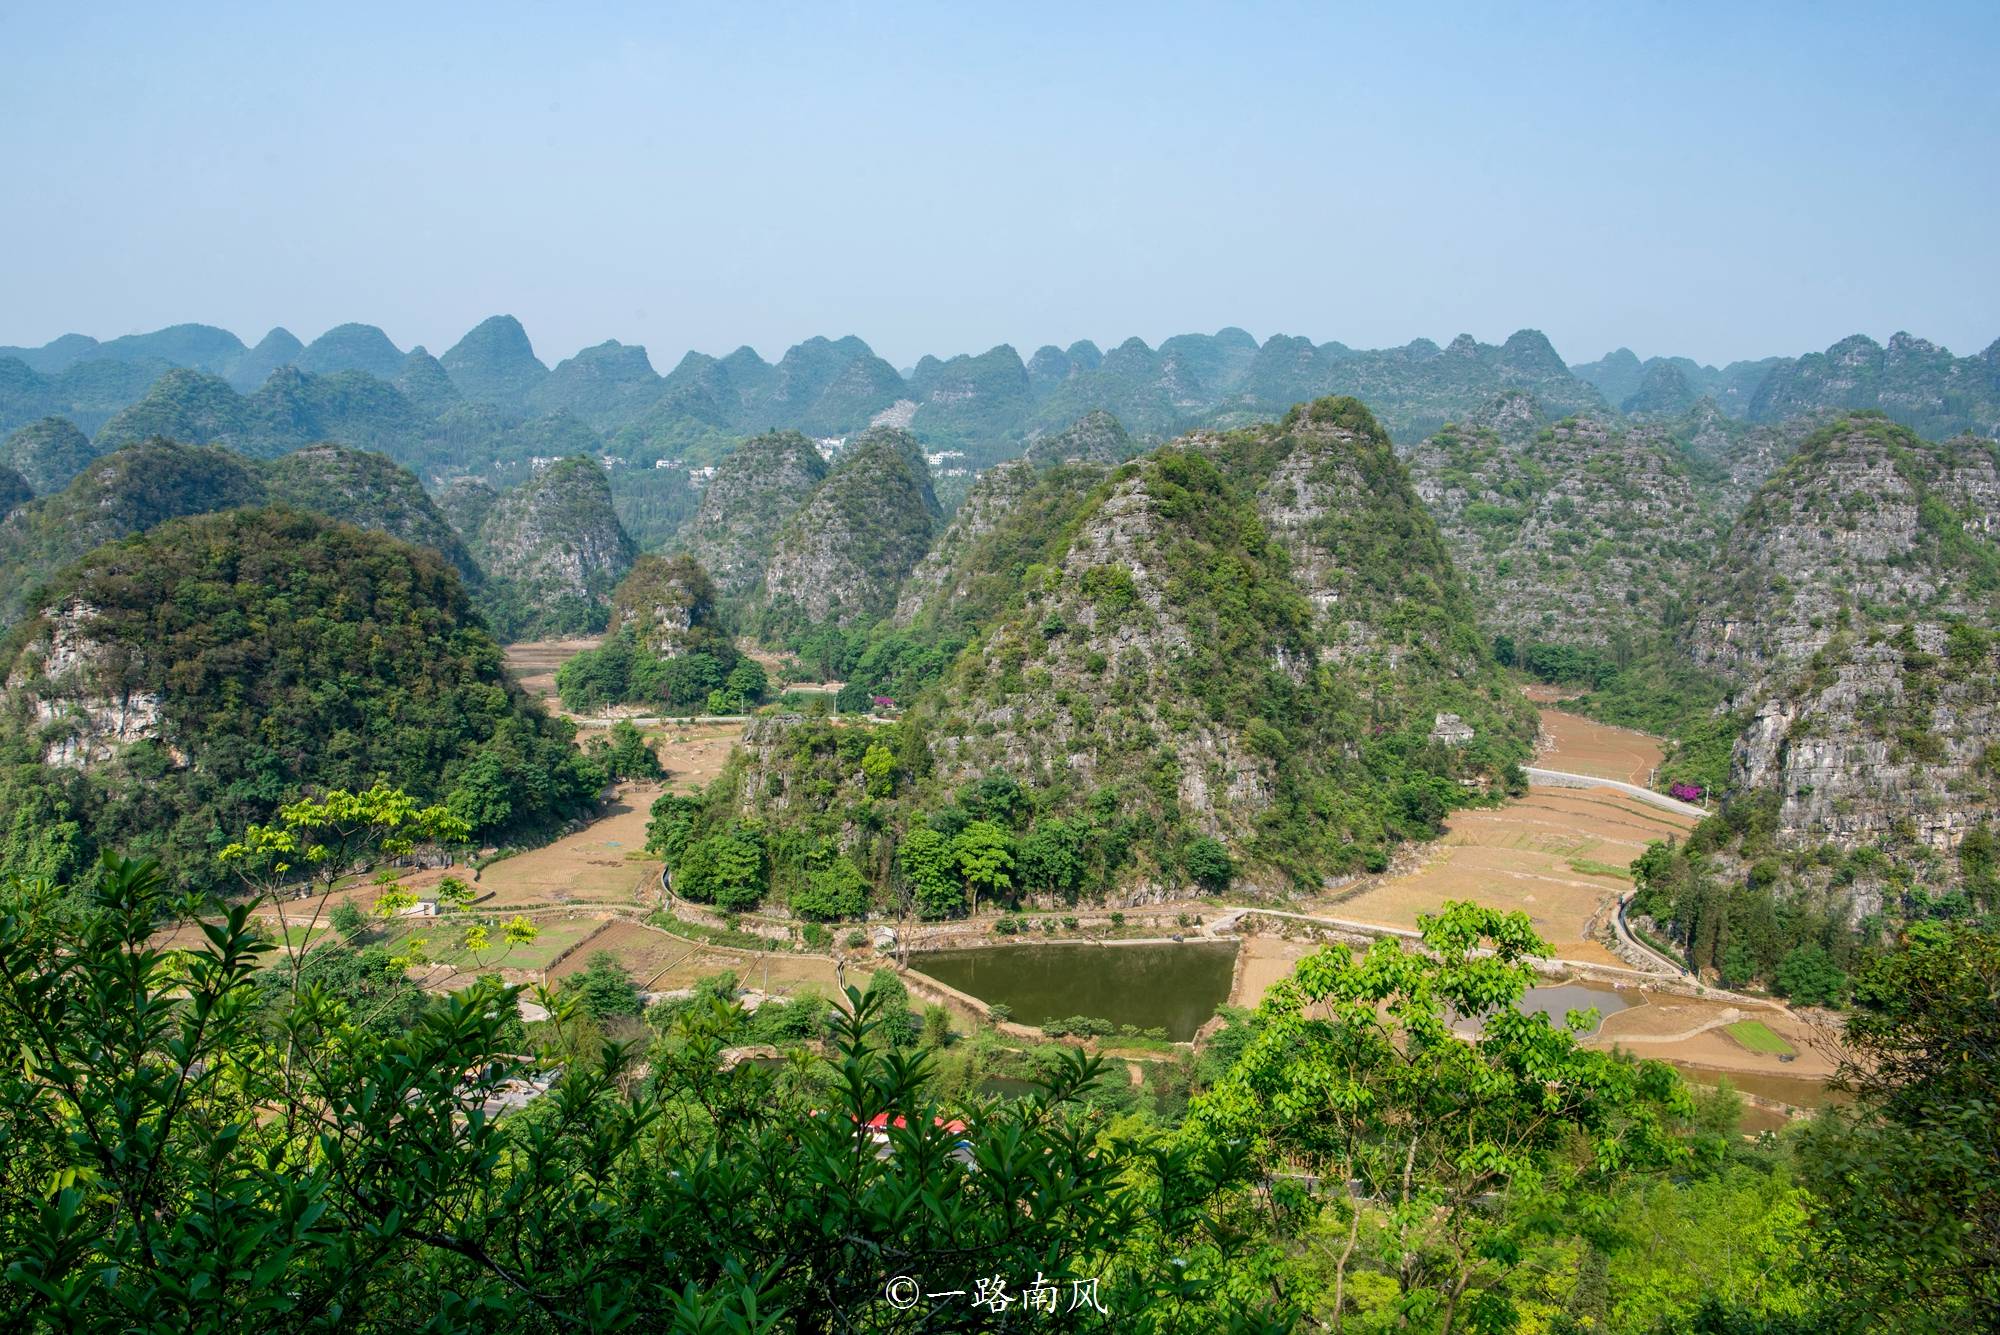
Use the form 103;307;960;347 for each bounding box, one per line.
226;326;304;390
758;427;940;633
93;365;432;462
294;322;407;380
1620;360;1701;419
0;506;596;886
1460;387;1548;443
607;553;724;656
0;323;245;376
1204;398;1512;696
675;398;1532;917
1029;335;1190;439
0;439;490;626
0;416;101;494
0;355;175;437
890;458;1045;629
1024;406;1135;467
391;347;462;415
1405;413;1721;650
904;344;1032;456
17;318;2000;478
0;466;30;514
1570;346;1785;420
1625;415;2000;990
676;429;829;597
441;314;549;410
745;335;906;435
78;354;645;502
528;339;662;428
258;444;481;580
0;440;264;625
1216;329;1608;442
1686;416;2000;875
1747;331;2000;440
434;475;500;541
468;455;635;639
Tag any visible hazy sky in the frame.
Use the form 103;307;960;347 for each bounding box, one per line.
3;1;1996;371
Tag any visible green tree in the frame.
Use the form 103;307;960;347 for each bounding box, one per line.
592;719;664;781
860;743;896;799
1019;819;1088;899
1796;922;2000;1330
329;898;368;942
897;826;962;919
1183;836;1235;893
674;823;767;911
646;791;703;864
1187;900;1689;1332
0;854;1279;1330
1774;944;1847;1007
952;819;1016;914
789;858;869;922
559;951;643;1020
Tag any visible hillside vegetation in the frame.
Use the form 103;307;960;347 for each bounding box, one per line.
0;507;597;888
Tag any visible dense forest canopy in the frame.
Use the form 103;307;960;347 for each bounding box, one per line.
0;507;598;889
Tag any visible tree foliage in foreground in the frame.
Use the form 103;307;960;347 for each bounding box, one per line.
0;854;1281;1332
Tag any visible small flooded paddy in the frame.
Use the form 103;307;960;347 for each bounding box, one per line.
1453;980;1633;1038
1518;982;1632;1028
914;941;1238;1041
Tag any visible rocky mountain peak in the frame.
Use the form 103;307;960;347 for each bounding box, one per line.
678;430;829;597
608;553;722;656
758;426;939;631
442;315;549;407
1026;408;1133;468
470;455;634;637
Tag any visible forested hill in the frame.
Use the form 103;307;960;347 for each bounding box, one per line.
16;319;1994;487
0;506;598;888
0;440;478;626
665;398;1535;918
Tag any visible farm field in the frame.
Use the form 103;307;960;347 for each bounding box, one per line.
502;637;600;708
548;919;706;988
1726;1018;1797;1055
1536;707;1667;785
1327;783;1695;963
471;786;662;910
646;720;745;792
1588;991;1837;1079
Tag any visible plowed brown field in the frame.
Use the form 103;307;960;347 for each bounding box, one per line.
1325;712;1696;962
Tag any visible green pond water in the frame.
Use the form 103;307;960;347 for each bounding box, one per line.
915;942;1239;1041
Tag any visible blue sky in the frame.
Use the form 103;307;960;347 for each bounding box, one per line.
2;1;1995;369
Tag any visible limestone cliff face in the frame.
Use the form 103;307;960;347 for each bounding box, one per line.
471;456;635;638
5;598;165;768
1405;413;1720;647
678;431;828;597
608;553;723;656
1748;332;2000;441
1690;415;2000;870
923;465;1282;857
758;427;939;630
